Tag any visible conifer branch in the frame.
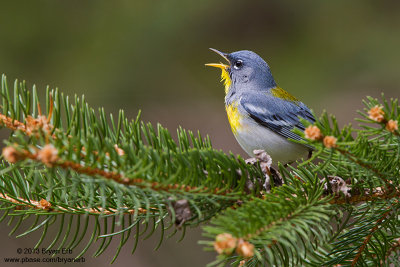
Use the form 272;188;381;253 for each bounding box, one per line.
351;208;392;266
3;145;232;195
303;119;392;187
0;193;149;215
335;147;391;188
0;103;234;196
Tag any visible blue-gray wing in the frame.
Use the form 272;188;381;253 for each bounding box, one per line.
240;92;315;142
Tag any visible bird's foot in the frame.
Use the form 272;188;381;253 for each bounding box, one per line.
244;150;283;193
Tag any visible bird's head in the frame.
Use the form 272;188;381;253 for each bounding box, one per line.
206;49;276;95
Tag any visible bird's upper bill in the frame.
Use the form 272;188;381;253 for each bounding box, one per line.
205;48;232;93
205;48;230;69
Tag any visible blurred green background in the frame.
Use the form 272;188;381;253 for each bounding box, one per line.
0;1;399;266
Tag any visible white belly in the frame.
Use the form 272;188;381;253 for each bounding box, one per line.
234;117;309;165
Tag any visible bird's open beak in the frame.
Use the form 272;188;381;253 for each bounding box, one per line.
205;48;230;69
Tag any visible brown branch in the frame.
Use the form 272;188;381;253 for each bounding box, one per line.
0;193;150;215
351;208;392;266
329;187;400;205
5;146;231;195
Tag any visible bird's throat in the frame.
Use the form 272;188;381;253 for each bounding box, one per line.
220;69;231;95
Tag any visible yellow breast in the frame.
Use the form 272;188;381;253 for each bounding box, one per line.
225;103;242;134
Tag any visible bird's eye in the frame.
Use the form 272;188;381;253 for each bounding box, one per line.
233;60;243;69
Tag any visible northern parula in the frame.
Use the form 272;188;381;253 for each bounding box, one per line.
206;48;315;164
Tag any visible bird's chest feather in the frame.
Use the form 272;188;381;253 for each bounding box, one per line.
225;103;243;134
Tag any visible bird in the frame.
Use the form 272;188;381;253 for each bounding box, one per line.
206;48;315;165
